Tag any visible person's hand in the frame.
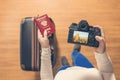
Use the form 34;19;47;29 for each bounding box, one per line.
38;30;49;48
94;26;106;54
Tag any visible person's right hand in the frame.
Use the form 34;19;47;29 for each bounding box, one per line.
94;26;106;54
38;30;50;48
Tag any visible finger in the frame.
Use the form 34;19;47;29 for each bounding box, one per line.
95;36;105;49
95;36;106;53
44;30;48;38
95;36;106;46
98;27;104;38
48;34;52;37
95;36;103;42
94;25;104;37
38;30;42;39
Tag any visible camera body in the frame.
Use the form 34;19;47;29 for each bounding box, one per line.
67;20;101;47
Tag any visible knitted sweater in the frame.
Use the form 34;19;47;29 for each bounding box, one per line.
40;48;116;80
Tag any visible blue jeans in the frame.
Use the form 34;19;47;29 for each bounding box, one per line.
57;50;94;72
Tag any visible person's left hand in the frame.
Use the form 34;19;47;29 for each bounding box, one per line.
38;30;49;48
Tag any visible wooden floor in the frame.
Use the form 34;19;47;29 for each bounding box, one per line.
0;0;120;80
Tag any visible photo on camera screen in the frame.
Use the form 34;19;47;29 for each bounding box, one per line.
73;31;89;44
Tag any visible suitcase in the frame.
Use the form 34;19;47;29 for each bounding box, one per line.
20;17;57;71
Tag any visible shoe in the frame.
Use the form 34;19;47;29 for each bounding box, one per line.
73;44;81;52
61;56;70;66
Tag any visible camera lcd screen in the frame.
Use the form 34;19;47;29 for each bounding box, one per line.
73;31;89;44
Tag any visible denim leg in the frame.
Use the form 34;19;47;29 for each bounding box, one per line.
71;50;94;68
56;65;70;73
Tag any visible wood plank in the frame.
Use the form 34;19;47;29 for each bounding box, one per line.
0;0;120;80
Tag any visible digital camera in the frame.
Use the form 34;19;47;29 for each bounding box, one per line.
67;20;101;47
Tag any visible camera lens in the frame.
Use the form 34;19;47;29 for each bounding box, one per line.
78;20;89;31
81;24;87;29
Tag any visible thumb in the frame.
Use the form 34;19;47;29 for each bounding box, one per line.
44;30;48;38
38;30;42;40
95;36;106;53
95;36;103;42
95;36;105;47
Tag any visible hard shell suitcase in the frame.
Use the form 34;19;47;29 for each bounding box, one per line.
20;17;57;71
